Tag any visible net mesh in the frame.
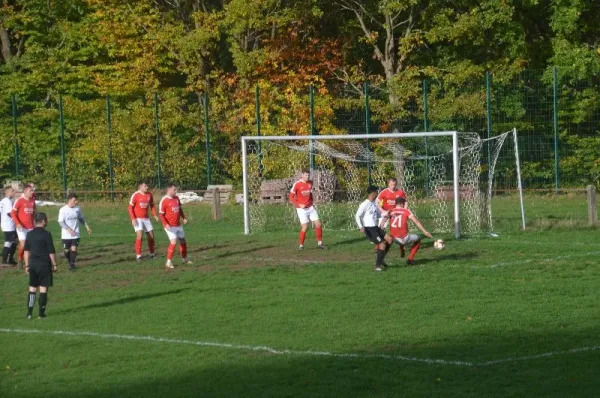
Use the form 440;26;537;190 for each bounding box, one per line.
245;132;513;235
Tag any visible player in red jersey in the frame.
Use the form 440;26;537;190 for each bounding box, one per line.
129;181;159;261
11;184;36;268
159;182;190;269
377;177;407;257
289;168;326;250
382;196;432;265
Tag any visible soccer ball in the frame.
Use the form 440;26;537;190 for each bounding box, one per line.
433;239;445;250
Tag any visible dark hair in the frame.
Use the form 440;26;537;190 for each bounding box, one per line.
67;192;78;200
166;182;178;188
395;196;407;205
35;212;47;224
301;168;310;175
138;180;148;187
23;184;33;191
367;186;379;195
388;177;397;183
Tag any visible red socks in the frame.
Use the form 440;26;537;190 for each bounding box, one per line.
135;239;142;256
18;246;24;261
315;227;323;244
408;241;421;261
148;235;155;254
167;243;176;260
299;231;306;246
180;242;187;259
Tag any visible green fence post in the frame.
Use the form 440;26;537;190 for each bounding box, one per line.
256;84;263;175
486;71;493;167
553;66;559;193
309;84;315;171
364;81;372;185
58;95;67;196
423;79;429;194
204;92;212;186
106;95;115;201
154;93;162;189
11;94;19;177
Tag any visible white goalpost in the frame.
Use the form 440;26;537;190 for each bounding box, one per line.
241;130;525;238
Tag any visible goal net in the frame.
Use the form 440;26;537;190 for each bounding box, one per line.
241;131;523;237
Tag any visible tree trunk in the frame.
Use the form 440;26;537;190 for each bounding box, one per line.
0;25;12;63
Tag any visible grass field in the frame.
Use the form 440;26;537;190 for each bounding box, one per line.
1;194;599;397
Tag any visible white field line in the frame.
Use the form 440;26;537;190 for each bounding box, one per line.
0;328;597;367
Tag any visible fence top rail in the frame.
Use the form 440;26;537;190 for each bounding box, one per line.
242;131;458;142
35;189;234;195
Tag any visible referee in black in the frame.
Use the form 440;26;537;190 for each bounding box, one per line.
24;212;57;319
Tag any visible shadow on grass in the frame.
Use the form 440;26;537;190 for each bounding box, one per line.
52;288;185;315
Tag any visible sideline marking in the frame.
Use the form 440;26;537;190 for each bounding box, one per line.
0;328;597;367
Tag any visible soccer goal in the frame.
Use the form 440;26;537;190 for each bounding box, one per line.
241;130;525;238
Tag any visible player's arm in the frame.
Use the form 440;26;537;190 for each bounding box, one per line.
375;191;386;214
78;211;92;234
354;202;366;232
179;199;187;225
11;199;22;230
23;238;30;273
150;194;159;221
378;212;389;229
58;209;74;237
159;199;169;228
408;214;433;239
128;194;137;225
47;232;57;271
288;184;300;207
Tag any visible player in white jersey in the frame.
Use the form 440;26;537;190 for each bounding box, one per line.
0;186;17;266
58;193;92;271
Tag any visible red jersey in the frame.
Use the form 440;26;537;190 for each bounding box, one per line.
11;196;36;229
289;180;313;209
159;195;185;227
377;188;407;211
128;191;157;220
388;207;412;239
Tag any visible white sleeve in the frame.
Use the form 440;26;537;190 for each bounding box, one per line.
355;201;367;229
58;208;66;226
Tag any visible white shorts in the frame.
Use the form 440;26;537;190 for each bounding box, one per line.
17;228;32;241
393;234;420;246
164;226;185;241
133;218;154;233
296;206;319;225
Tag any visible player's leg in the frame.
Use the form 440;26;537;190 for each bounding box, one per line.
16;228;29;268
146;231;156;258
297;208;309;250
309;208;326;249
27;279;37;319
69;240;79;270
179;237;192;264
164;227;177;268
8;232;17;265
134;224;144;260
62;240;71;263
38;285;48;318
406;234;421;265
2;232;9;264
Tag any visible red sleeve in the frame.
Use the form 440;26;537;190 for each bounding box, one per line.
159;198;168;227
128;194;136;220
11;199;21;227
288;183;299;206
150;194;157;217
178;198;185;220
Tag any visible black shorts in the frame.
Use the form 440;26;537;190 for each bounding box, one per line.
62;239;80;249
364;227;386;245
4;231;17;243
29;266;53;287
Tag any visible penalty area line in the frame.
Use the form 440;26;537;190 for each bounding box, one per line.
0;328;597;367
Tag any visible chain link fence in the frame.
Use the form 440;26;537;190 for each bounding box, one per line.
1;68;599;195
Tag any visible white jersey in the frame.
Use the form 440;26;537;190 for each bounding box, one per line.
355;199;381;229
58;205;86;239
0;197;15;232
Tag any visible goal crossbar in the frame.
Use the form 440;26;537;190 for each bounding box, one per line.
241;131;461;238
